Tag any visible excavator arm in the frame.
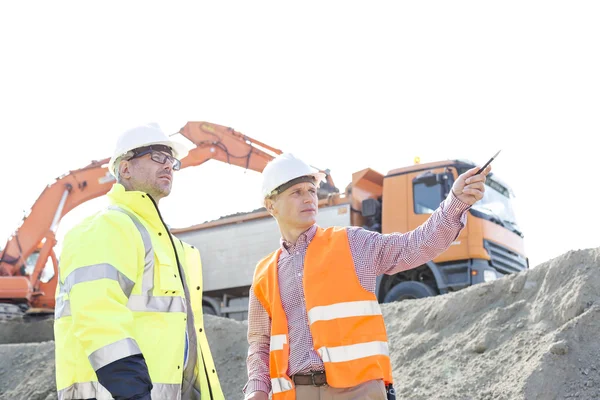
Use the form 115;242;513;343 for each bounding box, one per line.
179;121;337;191
0;121;337;311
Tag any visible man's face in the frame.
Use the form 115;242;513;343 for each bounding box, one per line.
267;181;318;230
118;149;177;201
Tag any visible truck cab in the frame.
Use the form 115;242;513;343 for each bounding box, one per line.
366;159;528;303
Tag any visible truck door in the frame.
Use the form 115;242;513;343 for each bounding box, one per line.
408;166;469;264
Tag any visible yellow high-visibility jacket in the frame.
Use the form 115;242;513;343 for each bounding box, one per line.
54;183;224;400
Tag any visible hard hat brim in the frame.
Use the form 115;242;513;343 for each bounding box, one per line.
263;171;327;198
108;138;191;176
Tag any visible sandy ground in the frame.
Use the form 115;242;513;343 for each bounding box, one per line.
383;247;600;400
1;246;599;400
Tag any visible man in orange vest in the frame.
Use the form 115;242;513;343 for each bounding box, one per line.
243;153;491;400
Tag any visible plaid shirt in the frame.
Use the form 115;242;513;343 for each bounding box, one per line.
243;191;470;397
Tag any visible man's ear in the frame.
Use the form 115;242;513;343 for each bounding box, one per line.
119;160;132;180
265;198;276;215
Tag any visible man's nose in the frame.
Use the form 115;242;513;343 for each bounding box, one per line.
163;160;174;171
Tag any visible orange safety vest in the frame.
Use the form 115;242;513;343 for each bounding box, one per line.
253;226;393;399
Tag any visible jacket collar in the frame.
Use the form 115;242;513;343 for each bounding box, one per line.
106;183;166;231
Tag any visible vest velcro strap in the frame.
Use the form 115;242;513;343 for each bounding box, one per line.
307;300;382;324
271;377;293;393
318;341;389;363
270;334;287;351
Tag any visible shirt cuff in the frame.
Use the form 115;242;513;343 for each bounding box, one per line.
243;380;271;399
442;190;471;223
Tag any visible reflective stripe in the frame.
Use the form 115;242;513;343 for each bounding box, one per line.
270;334;287;351
57;381;112;400
109;206;155;294
64;263;135;297
151;383;182;400
55;263;134;320
127;294;186;313
55;294;185;318
54;296;70;319
271;377;293;393
57;381;180;400
307;300;382;324
88;337;142;371
318;341;389;363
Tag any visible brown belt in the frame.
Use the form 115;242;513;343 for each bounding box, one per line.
292;371;327;386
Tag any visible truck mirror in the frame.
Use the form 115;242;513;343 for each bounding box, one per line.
437;172;454;198
361;198;381;218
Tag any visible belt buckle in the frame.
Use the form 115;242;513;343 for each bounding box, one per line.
311;371;325;387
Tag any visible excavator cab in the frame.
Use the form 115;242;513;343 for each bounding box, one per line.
22;244;41;276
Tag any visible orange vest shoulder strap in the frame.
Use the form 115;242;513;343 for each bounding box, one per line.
310;225;348;246
252;248;281;319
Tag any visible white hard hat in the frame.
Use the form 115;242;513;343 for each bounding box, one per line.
261;153;326;199
108;123;190;176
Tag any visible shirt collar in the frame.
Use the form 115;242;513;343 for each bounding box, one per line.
280;224;318;255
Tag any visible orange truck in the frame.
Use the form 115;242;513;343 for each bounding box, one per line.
0;121;527;322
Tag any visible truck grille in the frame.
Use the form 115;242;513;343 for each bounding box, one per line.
483;240;528;274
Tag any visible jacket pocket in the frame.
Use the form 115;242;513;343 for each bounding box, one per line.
158;263;183;293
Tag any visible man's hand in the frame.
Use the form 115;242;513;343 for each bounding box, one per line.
451;165;491;205
245;391;269;400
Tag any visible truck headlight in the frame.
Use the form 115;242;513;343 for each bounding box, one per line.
484;270;497;282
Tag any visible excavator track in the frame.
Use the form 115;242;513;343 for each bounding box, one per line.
0;303;55;344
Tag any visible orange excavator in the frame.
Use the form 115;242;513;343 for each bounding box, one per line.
0;121;338;320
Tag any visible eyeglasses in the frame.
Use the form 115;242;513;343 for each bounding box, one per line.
128;149;182;171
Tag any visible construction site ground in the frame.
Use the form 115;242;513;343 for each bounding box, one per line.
1;246;599;400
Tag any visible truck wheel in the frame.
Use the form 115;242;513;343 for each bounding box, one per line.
203;305;217;316
383;281;437;303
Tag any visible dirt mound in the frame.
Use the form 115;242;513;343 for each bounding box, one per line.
0;341;56;400
1;247;599;400
203;315;249;399
383;247;600;400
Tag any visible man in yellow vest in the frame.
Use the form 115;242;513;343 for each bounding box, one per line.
243;153;491;400
54;123;225;400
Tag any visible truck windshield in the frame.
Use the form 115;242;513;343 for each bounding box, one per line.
456;165;521;235
473;178;518;225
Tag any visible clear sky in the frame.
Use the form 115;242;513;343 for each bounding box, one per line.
1;1;598;270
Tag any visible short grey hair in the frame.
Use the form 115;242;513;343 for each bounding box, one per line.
113;151;133;184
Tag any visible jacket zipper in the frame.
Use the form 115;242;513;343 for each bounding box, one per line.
146;194;215;400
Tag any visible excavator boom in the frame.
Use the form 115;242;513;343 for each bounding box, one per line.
179;122;337;189
179;121;282;171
